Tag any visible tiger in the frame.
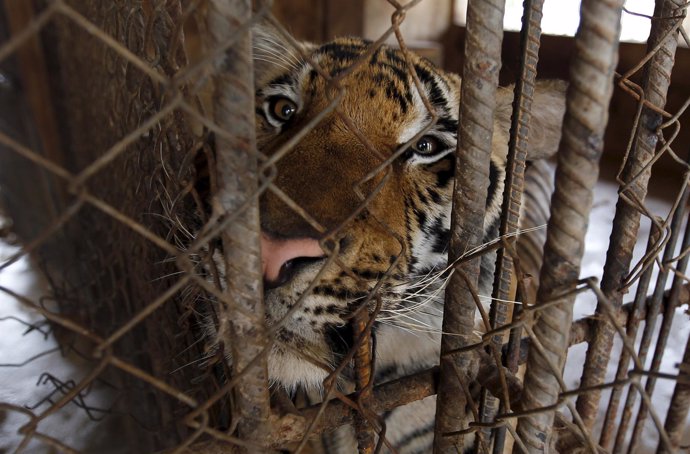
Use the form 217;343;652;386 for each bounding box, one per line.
213;22;565;453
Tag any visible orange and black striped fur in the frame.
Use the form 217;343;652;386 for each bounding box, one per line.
214;25;565;453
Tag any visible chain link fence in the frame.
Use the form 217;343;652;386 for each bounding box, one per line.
0;0;689;453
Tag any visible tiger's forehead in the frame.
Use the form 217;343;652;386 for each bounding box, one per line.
258;37;459;146
310;38;456;114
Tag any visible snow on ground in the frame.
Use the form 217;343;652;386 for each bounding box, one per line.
563;178;690;452
0;240;119;453
1;178;689;452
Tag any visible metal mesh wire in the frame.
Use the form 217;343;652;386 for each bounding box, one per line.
0;0;689;453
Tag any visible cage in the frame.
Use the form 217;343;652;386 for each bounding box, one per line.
1;0;689;453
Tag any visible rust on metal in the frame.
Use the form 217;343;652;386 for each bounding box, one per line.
596;226;661;450
352;307;376;454
626;180;690;452
660;328;690;453
179;353;527;451
576;0;685;434
649;281;690;454
206;1;272;451
483;0;545;451
516;0;625;450
2;0;690;452
178;366;440;452
433;0;506;451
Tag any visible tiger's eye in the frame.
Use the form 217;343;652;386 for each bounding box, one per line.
414;136;439;154
269;97;297;122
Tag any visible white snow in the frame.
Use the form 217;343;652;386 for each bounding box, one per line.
0;241;119;453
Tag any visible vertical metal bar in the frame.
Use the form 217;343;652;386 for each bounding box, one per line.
482;1;544;452
433;0;505;451
515;0;624;450
613;192;689;452
627;193;690;453
658;327;690;453
613;201;689;453
575;0;684;431
647;213;690;453
206;2;272;451
353;309;375;454
598;226;660;450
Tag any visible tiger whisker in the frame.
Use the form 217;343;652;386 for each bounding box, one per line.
254;40;302;69
477;294;523;305
169;351;215;375
385;294;444;308
254;36;303;67
151;270;187;282
376;320;425;338
460;223;547;260
254;46;299;70
380;319;482;338
253;56;294;73
381;297;445;320
383;291;445;313
378;309;442;322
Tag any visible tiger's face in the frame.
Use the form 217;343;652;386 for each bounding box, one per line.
251;27;565;390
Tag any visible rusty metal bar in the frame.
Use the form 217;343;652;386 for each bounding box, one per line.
509;281;690;368
433;0;506;451
575;0;684;431
178;366;438;453
645;209;690;454
515;0;624;450
205;2;271;451
482;1;545;452
597;225;661;449
659;324;690;453
179;349;527;451
353;308;375;454
613;199;689;451
492;275;690;374
627;187;690;452
173;280;690;451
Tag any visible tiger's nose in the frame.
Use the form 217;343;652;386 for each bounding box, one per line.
261;233;325;287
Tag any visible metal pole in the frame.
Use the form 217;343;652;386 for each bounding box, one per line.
516;0;624;450
433;0;505;451
484;1;545;452
576;0;684;433
206;2;272;451
597;226;660;450
658;326;690;453
627;191;690;453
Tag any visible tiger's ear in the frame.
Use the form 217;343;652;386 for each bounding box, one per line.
252;21;315;85
493;80;567;162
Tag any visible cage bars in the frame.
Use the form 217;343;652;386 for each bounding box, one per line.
629;195;690;453
353;305;377;454
621;171;690;453
483;1;545;452
1;0;690;453
205;1;272;451
515;0;625;450
576;0;685;432
660;328;690;453
596;223;661;450
612;175;690;452
433;0;506;451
